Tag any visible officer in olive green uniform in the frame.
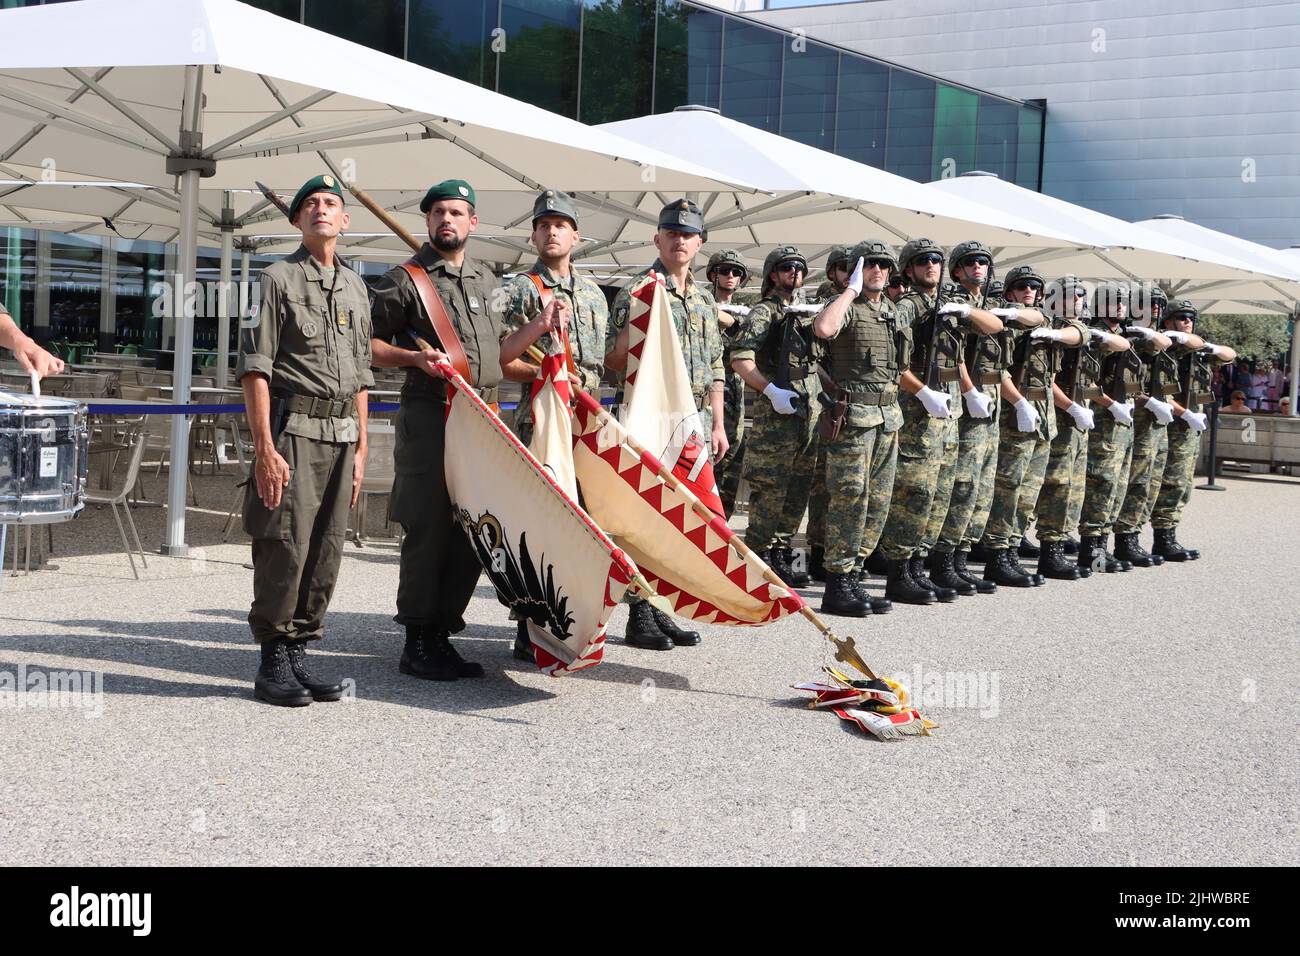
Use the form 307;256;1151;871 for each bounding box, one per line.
805;244;853;582
924;240;1028;597
979;266;1088;587
1151;301;1232;560
1114;286;1181;568
503;189;609;446
877;238;1004;606
369;179;506;681
812;241;904;617
239;174;372;707
606;198;725;651
1076;282;1145;573
730;245;819;589
707;249;751;513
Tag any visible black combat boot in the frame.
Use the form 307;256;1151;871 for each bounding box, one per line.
968;540;992;563
808;546;827;583
821;571;869;617
953;549;996;594
254;638;312;707
925;549;977;597
1037;540;1080;580
1153;526;1199;561
982;548;1034;588
1018;538;1041;559
285;639;344;702
1078;535;1105;573
1113;531;1156;568
513;620;534;662
624;599;673;651
850;569;893;614
865;547;889;575
885;558;936;605
651;607;701;646
776;546;811;587
429;632;485;678
1063;536;1079;556
400;626;460;681
1100;534;1131;571
909;555;958;603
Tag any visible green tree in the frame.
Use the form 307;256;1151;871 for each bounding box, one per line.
1195;313;1295;364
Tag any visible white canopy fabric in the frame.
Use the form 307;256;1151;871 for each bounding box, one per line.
927;172;1292;290
597;107;1091;264
1133;216;1300;306
0;0;758;553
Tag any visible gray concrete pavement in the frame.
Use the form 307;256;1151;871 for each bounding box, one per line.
1;468;1295;866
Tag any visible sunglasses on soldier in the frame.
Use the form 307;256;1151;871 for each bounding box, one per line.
1011;280;1043;292
914;253;944;266
960;254;991;268
715;266;744;278
865;258;893;271
776;261;805;273
888;277;907;288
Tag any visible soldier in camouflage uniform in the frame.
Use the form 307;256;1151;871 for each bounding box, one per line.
1113;286;1182;568
805;244;854;582
605;198;726;651
810;242;905;616
876;238;1005;605
708;249;751;513
1076;281;1146;574
501;188;609;660
730;245;819;589
1150;301;1234;560
925;240;1041;597
979;266;1087;588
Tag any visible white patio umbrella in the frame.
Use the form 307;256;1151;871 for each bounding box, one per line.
0;0;756;553
1133;215;1300;303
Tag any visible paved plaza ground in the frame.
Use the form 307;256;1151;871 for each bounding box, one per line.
1;463;1295;866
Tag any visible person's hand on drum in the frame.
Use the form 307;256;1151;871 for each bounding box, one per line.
256;443;292;509
11;333;64;379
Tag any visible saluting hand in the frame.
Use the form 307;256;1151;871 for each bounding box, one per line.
255;444;292;510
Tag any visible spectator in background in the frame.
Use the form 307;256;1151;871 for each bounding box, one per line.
1279;397;1292;417
1224;390;1252;414
1265;360;1283;412
1247;362;1268;410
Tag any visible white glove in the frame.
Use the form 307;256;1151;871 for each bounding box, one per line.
1088;327;1107;341
1066;401;1095;430
1013;397;1041;433
1180;408;1208;432
1164;330;1192;344
963;387;993;419
1107;401;1134;425
1128;325;1160;340
916;385;952;419
847;257;864;296
1030;327;1065;343
991;307;1020;321
763;382;800;415
1145;396;1174;424
938;302;971;318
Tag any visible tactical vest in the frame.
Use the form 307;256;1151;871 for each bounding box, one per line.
828;299;901;403
1095;321;1146;402
1177;348;1215;408
1140;348;1181;399
958;291;1014;386
757;297;817;395
1008;326;1061;402
1057;334;1103;402
905;292;963;385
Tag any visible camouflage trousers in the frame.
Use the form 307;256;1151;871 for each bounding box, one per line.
717;370;747;510
805;445;829;549
742;401;818;552
823;423;899;573
981;417;1051;550
932;414;1000;553
1114;407;1169;534
1078;414;1134;537
1035;410;1088;541
1151;419;1200;529
879;398;959;561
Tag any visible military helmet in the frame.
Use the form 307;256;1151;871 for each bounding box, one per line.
824;244;853;273
760;244;807;295
1092;280;1129;319
1046;275;1089;318
1133;284;1170;323
898;237;945;273
1003;265;1046;305
947;239;996;279
1164;298;1198;324
987;280;1005;298
849;239;898;273
706;249;749;283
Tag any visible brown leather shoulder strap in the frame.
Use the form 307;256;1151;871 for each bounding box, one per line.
400;260;471;382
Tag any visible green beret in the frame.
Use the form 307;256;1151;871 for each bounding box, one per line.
287;174;344;223
532;188;579;227
420;179;476;213
658;198;704;235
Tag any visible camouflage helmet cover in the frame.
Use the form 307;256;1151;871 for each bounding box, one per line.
824;244;853;273
849;239;898;273
1003;265;1046;304
760;244;807;295
706;248;749;283
898;237;945;273
947;239;996;278
1164;298;1198;323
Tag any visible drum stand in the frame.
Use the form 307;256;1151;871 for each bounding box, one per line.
1;523;52;576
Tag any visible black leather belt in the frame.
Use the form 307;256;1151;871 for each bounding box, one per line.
276;392;356;418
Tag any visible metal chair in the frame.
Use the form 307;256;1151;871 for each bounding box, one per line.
349;421;398;547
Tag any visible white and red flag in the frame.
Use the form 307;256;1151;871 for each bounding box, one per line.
440;360;636;676
619;274;725;516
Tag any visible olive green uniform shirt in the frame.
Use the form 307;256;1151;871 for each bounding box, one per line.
236;244;374;443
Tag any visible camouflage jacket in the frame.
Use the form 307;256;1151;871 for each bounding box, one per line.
608;259;724;405
730;293;822;415
894;290;975;418
503;259;608;393
1007;315;1088;441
